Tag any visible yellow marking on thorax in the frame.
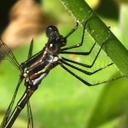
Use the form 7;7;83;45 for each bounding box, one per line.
34;63;51;75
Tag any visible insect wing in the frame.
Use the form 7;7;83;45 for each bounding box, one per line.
0;39;20;69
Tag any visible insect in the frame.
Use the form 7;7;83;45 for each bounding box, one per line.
0;21;117;128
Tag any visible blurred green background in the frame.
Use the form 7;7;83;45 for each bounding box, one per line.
0;0;128;128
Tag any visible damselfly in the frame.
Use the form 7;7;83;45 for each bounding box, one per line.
0;21;119;128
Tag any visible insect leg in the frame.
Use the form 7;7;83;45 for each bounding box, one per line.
60;62;128;86
60;63;93;86
61;32;111;68
64;22;79;38
60;59;113;75
61;20;86;51
93;74;128;85
60;42;96;55
61;41;104;68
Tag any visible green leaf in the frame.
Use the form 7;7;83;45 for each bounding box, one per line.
87;76;128;128
59;0;128;73
86;3;128;128
58;0;128;128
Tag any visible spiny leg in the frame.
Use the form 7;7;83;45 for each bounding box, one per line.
61;13;94;51
60;63;93;86
93;74;128;85
61;41;105;68
61;32;112;68
65;21;79;38
60;59;113;76
59;33;114;86
60;62;128;86
61;20;86;51
60;42;96;55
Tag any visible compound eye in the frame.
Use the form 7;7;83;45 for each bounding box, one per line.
46;26;58;38
48;43;58;52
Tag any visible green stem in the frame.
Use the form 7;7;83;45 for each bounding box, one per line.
59;0;128;74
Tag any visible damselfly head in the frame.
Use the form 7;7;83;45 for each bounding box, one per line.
46;25;66;54
46;36;66;54
46;25;59;39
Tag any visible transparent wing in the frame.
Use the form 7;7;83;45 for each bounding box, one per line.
1;39;34;128
0;39;20;69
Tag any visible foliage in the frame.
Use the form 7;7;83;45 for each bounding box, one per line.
0;0;128;128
